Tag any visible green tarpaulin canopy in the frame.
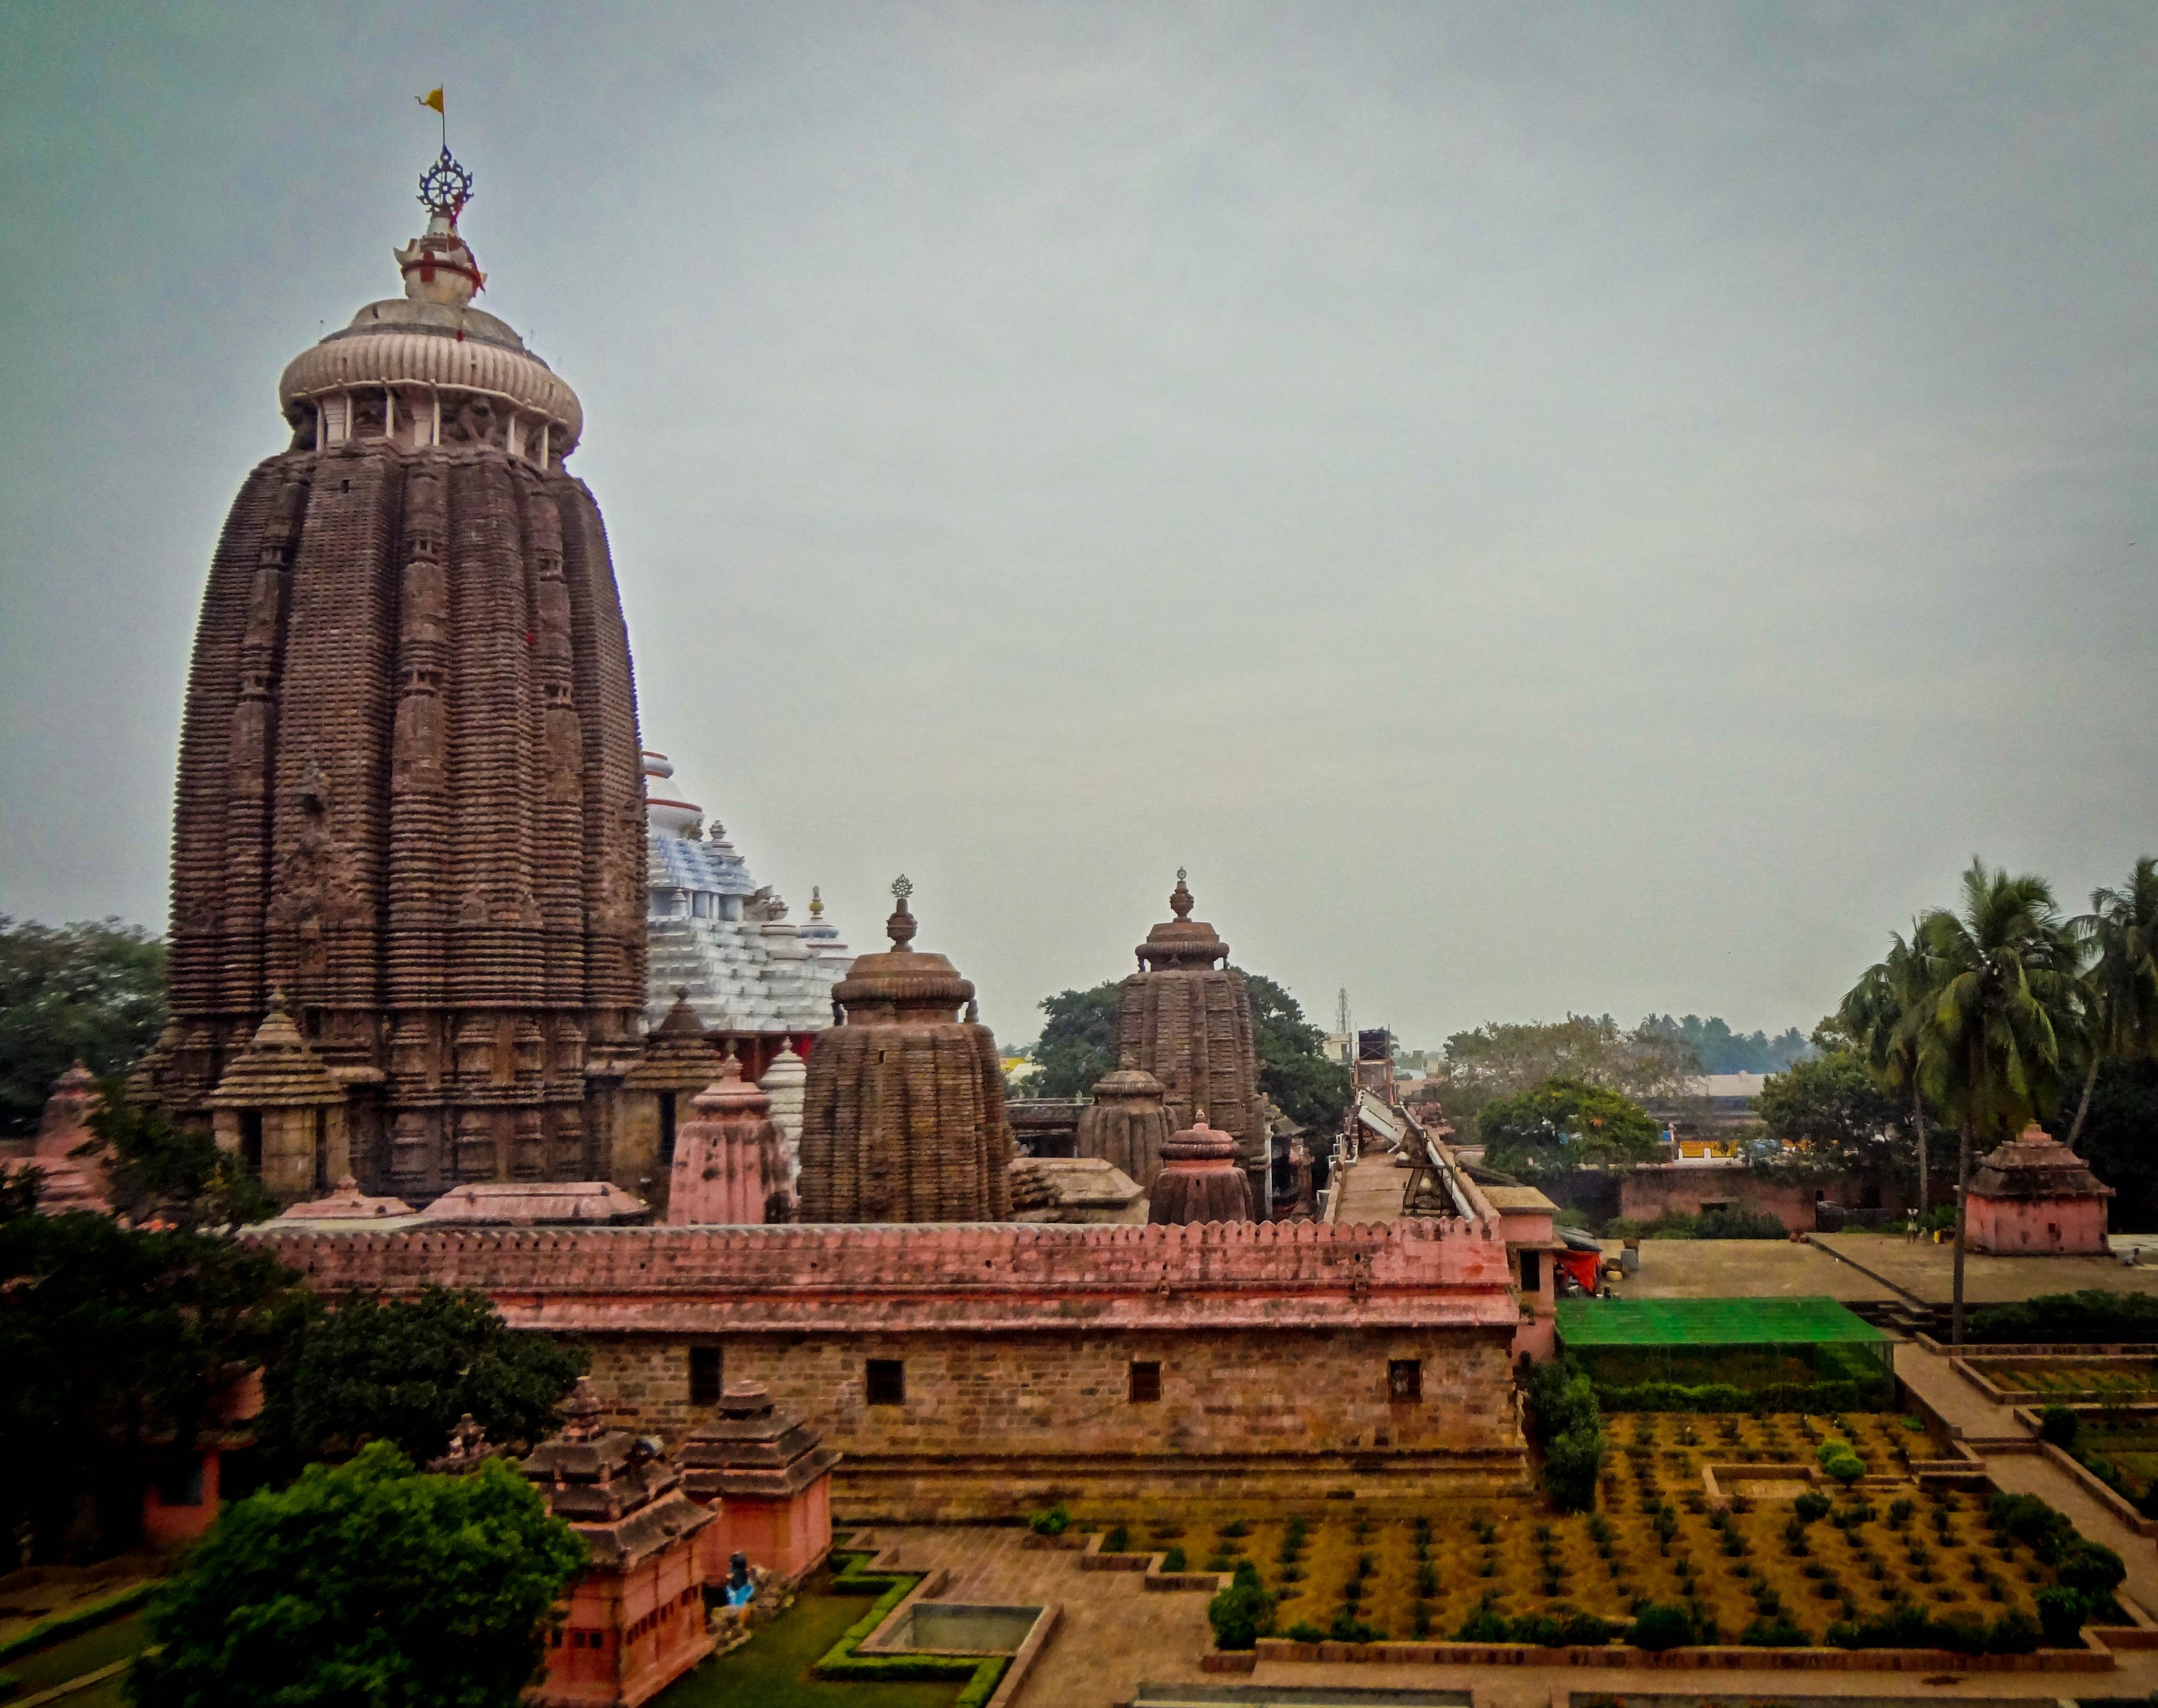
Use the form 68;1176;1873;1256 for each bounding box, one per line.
1555;1296;1890;1348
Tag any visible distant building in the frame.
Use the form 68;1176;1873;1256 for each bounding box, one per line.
642;751;846;1077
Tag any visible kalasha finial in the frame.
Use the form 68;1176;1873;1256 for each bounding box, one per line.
418;145;474;223
1169;870;1194;922
886;875;918;951
810;885;825;920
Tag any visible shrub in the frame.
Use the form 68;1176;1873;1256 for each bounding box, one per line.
1742;1617;1809;1647
2038;1406;2080;1449
1161;1546;1187;1572
1219;1517;1250;1537
1793;1491;1831;1522
1103;1525;1130;1553
1455;1606;1509;1642
1205;1555;1234;1573
1985;1609;2040;1653
2057;1537;2127;1597
1968;1289;2158;1344
1208;1570;1272;1650
1328;1614;1385;1644
1283;1621;1327;1643
1629;1602;1694;1651
1028;1503;1069;1537
2036;1586;2085;1647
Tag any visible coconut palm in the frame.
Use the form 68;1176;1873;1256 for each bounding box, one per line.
1917;860;2085;1346
2065;856;2158;1147
1838;923;1940;1220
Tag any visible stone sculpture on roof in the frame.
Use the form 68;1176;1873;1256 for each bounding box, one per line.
796;878;1015;1222
1114;872;1268;1211
139;142;645;1207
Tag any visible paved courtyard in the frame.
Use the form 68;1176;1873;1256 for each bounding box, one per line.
1810;1233;2158;1305
1601;1236;1893;1300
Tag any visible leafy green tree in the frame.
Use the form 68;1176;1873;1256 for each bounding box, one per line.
1757;1051;1904;1199
130;1441;586;1708
2065;857;2158;1146
256;1285;587;1474
1438;1015;1698;1136
1838;924;1942;1213
1237;970;1353;1131
1918;861;2085;1344
1477;1078;1661;1174
90;1082;277;1230
1023;982;1121;1098
2070;1058;2158;1230
1639;1014;1810;1073
0;1181;303;1559
0;916;166;1137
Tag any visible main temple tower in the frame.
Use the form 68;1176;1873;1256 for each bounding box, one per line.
142;146;646;1203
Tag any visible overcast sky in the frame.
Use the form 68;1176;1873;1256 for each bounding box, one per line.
3;3;2154;1049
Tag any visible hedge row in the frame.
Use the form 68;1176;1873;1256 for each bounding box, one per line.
815;1553;1008;1706
1592;1377;1895;1415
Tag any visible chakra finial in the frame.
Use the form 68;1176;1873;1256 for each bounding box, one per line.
886;875;917;951
1169;870;1194;922
418;145;475;223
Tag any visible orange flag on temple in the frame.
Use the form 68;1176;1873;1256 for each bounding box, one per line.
417;86;444;114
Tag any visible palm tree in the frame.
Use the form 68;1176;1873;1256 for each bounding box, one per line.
1838;924;1940;1221
1917;860;2086;1346
2066;856;2158;1147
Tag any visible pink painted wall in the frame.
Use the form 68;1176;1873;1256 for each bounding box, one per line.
696;1479;831;1587
1967;1192;2109;1256
142;1445;222;1551
538;1534;710;1708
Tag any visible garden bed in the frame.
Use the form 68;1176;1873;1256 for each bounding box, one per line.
1955;1356;2158;1405
1086;1415;2081;1653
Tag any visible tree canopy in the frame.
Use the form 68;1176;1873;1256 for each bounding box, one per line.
130;1441;586;1708
1638;1013;1810;1074
0;1179;303;1559
1756;1050;1905;1185
0;915;167;1137
91;1081;278;1230
1436;1015;1698;1137
256;1284;588;1474
1023;983;1121;1098
1477;1077;1662;1174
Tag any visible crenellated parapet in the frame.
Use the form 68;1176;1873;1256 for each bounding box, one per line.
251;1212;1519;1334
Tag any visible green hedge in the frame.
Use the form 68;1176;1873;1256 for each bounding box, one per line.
1593;1377;1894;1415
0;1580;158;1663
815;1554;1008;1703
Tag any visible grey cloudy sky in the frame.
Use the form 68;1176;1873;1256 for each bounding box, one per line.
3;3;2154;1049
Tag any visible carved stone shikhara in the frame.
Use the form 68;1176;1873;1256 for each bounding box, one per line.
1147;1116;1253;1225
1074;1067;1174;1190
141;161;644;1206
1114;873;1266;1203
796;884;1015;1223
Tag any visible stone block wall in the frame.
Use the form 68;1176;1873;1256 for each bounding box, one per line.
582;1324;1523;1519
256;1216;1529;1516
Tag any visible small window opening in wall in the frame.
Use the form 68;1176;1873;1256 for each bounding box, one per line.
689;1345;722;1406
240;1110;263;1177
1129;1360;1162;1403
658;1092;677;1167
1388;1359;1423;1403
157;1454;206;1508
866;1359;905;1406
1518;1250;1540;1293
340;478;350;492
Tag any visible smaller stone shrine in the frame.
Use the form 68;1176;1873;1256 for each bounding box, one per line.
667;1051;791;1225
617;992;719;1214
522;1378;714;1708
797;878;1014;1223
206;993;348;1206
1074;1067;1173;1190
1965;1122;2113;1255
9;1062;112;1215
757;1040;808;1189
1147;1115;1253;1225
677;1382;838;1589
1114;873;1268;1211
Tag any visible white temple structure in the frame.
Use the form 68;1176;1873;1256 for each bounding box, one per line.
643;751;848;1037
